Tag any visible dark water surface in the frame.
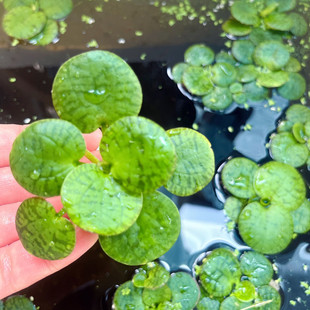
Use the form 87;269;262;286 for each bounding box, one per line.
0;1;309;309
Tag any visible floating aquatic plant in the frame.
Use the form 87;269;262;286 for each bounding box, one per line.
0;295;36;310
10;50;215;264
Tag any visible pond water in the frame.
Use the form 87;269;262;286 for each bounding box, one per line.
0;0;309;309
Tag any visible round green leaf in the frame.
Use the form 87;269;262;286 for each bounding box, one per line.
221;157;258;199
222;19;252;36
215;52;237;66
233;280;256;302
157;301;182;309
100;116;176;194
171;63;189;84
257;71;289;88
283;57;301;72
4;296;36;310
238;201;294;254
184;44;215;66
265;0;296;12
99;191;181;265
286;104;310;124
16;197;76;260
277;120;294;133
224;196;244;222
254;41;290;71
229;82;243;94
256;285;281;310
254;161;306;211
182;66;213;96
240;251;273;287
264;13;293;31
243;81;269;101
231;0;259;25
29;19;58;46
10;119;86;197
232;40;255;64
220;296;252;310
3;0;37;10
292;122;307;143
278;73;306;100
236;65;258;83
52;50;142;133
233;92;248;105
305;121;310;137
202;87;233;111
39;0;72;20
197;297;220;310
211;63;237;87
2;6;46;40
165;128;215;196
133;262;170;289
61;163;142;235
168;272;200;310
292;199;310;234
249;28;282;46
289;12;308;36
270;132;309;167
198;248;241;298
143;285;172;306
113;281;144;310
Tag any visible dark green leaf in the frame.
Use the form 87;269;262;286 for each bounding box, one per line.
61;163;142;235
52;50;142;133
289;12;308;36
292;199;310;234
215;51;237;66
243;81;269;101
16;197;76;260
168;272;200;310
249;28;282;46
4;296;36;310
232;40;255;64
221;157;258;199
165;128;215;196
254;41;290;71
197;297;220;310
222;19;252;36
270;132;308;167
238;202;294;254
211;63;237;87
264;0;296;12
278;73;306;100
100;116;176;194
240;251;273;287
286;104;310;124
184;44;215;66
198;248;241;297
39;0;72;20
254;161;306;211
29;19;58;46
2;6;46;39
256;285;281;310
231;0;259;25
99;191;181;265
202;87;233;111
182;66;213;96
10;119;86;197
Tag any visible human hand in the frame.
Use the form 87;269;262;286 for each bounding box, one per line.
0;124;102;299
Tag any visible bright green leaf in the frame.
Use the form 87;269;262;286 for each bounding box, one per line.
165;128;214;196
286;104;310;124
292;199;310;234
171;63;189;84
184;44;215;66
224;196;244;222
232;40;255;64
215;51;237;66
219;296;252;310
16;197;76;260
142;285;172;306
264;0;296;12
3;0;37;10
283;57;301;72
231;0;259;25
52;50;142;133
197;297;220;310
236;65;258;83
257;71;289;88
249;28;282;46
61;163;142;235
211;63;237;87
29;19;58;46
202;87;233;111
256;285;281;310
10;119;86;197
264;13;293;31
39;0;72;20
233;280;256;302
99;191;181;265
289;12;308;36
222;19;252;36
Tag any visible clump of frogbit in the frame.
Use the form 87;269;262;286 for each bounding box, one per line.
113;261;200;310
2;0;73;46
221;157;307;254
195;247;281;310
10;50;215;265
170;0;307;112
270;104;310;168
0;295;37;310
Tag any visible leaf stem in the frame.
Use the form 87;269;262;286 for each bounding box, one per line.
241;300;273;310
85;149;100;163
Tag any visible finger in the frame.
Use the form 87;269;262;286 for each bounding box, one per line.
0;228;98;299
0;197;62;248
0;124;101;168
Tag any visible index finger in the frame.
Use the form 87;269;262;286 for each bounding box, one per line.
0;124;102;168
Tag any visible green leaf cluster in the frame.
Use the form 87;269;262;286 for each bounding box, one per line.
222;158;307;254
10;50;215;263
0;295;36;310
270;104;310;168
196;248;280;310
2;0;72;45
113;262;200;310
